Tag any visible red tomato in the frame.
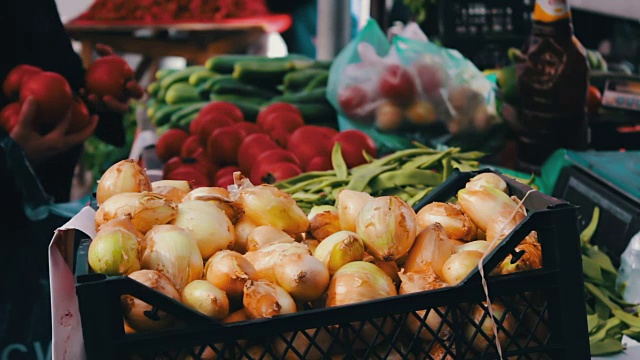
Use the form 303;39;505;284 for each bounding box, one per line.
165;166;210;188
163;156;183;175
2;64;42;99
287;125;337;168
252;162;302;184
257;102;302;126
268;128;290;148
330;130;377;168
305;155;333;172
214;165;241;183
191;148;219;178
206;125;244;166
180;135;202;159
19;71;73;127
237;133;279;175
155;128;190;163
215;174;235;189
378;64;417;105
231;121;263;136
259;111;305;134
198;101;244;123
193;113;235;147
85;55;135;101
250;149;301;184
338;85;369;119
67;97;91;134
0;102;22;133
413;62;445;95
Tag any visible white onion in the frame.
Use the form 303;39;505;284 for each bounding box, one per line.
455;240;491;254
415;202;477;241
151;186;188;203
355;196;417;262
464;301;516;352
307;205;341;241
336;189;373;232
398;270;449;340
243;280;297;318
233;215;260;253
465;173;508;194
204;250;256;298
238;184;309;234
183;187;243;224
95;191;177;234
441;250;483;285
181;280;229;319
457;187;519;232
404;223;454;279
152;179;193;193
313;231;364;274
246;225;295;252
96;159;151;205
88;226;140;276
274;253;330;302
171;200;235;259
326;261;397;307
121;270;181;332
243;243;311;283
140;224;203;291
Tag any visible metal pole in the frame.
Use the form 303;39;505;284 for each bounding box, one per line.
316;0;353;60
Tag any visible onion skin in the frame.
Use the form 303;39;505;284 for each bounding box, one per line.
181;280;229;320
274;253;330;302
151;179;193;193
95;191;178;234
500;242;542;274
151;185;188;203
326;261;397;307
441;250;484;285
485;207;536;247
238;184;309;234
171;200;235;259
398;268;449;340
205;250;256;298
415;202;477;241
313;231;364;274
243;280;297;319
88;226;141;276
185;189;244;225
355;196;417;262
121;270;181;332
246;225;295;252
465;173;508;194
404;223;454;279
457;187;519;233
307;205;341;241
140;224;204;292
336;189;373;232
96;159;152;205
244;243;311;283
464;301;516;352
233;215;259;253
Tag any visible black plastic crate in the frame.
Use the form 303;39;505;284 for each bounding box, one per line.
72;169;589;359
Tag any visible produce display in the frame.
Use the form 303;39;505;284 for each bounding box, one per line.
75;0;270;23
146;54;335;135
86;159;549;357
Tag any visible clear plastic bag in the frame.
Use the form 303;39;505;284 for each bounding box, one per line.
326;20;503;155
617;231;640;304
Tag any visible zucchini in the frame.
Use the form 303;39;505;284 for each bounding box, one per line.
165;82;201;104
303;72;330;92
283;68;328;92
151;103;191;127
188;70;218;87
146;81;160;97
159;66;207;90
211;77;278;99
271;87;327;104
169;101;209;126
155;68;177;81
233;60;293;88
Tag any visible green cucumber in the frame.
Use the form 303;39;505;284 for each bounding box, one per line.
197;77;220;98
211;77;278;99
155;86;167;103
146;81;160;97
151;103;191;127
169;101;209;126
165;82;201;104
205;54;312;74
188;70;218;87
271;87;327;104
233;60;293;88
283;69;328;92
288;102;338;128
309;60;333;70
155;68;177;81
210;94;264;121
303;72;329;92
159;66;207;90
176;111;200;130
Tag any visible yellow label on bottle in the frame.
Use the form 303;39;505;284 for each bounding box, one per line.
533;0;571;22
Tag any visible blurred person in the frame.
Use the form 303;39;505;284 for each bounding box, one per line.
0;0;143;357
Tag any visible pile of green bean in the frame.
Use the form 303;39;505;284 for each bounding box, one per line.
274;143;483;213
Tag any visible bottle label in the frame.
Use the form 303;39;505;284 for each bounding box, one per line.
533;0;571;22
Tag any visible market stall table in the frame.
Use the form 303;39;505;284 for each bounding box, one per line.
64;15;291;82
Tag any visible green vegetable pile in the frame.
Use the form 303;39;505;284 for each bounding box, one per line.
274;142;485;213
582;207;640;356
